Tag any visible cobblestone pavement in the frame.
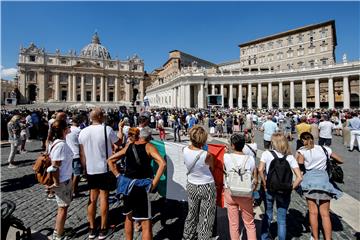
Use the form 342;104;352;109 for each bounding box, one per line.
1;135;359;239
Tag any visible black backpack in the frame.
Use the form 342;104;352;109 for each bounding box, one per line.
266;151;293;194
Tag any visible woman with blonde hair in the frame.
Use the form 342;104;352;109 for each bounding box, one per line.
259;132;302;240
296;132;343;240
7;114;21;168
182;125;216;240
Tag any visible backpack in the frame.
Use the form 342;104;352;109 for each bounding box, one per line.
32;141;61;186
225;154;253;197
266;151;293;194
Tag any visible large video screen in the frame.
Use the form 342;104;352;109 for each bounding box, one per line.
207;95;222;106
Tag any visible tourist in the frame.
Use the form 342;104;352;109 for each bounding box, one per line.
48;120;73;240
107;127;166;240
297;132;343;240
318;114;334;146
215;116;225;138
78;108;121;239
260;115;278;150
223;133;257;240
348;111;360;152
7;114;21;168
65;114;82;198
258;132;302;240
295;116;312;150
183;125;216;240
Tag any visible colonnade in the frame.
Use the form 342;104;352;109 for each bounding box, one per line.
150;75;359;109
52;73;124;102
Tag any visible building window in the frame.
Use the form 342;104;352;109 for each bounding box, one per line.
268;42;273;50
320;27;328;38
277;40;283;48
277;52;283;60
308;47;316;54
29;55;36;62
61;59;67;64
287;36;293;45
309;60;315;68
298;34;304;43
297;61;304;67
320;58;328;65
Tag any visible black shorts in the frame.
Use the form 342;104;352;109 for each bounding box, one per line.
123;185;151;220
87;173;110;191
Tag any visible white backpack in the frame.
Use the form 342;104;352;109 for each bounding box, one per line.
225;154;253;197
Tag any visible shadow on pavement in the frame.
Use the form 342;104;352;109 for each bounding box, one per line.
1;159;35;168
1;173;37;192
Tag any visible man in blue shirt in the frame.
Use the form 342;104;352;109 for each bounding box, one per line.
348;112;360;152
260;115;279;149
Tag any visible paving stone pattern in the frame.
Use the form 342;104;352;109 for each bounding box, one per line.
1;139;358;240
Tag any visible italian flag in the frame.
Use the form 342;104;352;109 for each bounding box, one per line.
151;140;226;207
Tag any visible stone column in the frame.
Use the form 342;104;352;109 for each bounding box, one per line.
247;83;252;109
257;83;262;109
72;75;77;101
268;82;272;109
279;81;283;109
80;75;85;102
314;78;320;109
104;77;108;102
328;77;334;109
290;80;295;109
185;84;191;108
302;79;307;108
212;84;215;95
228;84;233;108
67;74;72;101
238;84;243;108
220;84;224;107
100;76;104;102
199;84;205;108
343;76;350;109
125;79;131;103
92;75;97;102
38;71;46;102
114;77;119;102
54;73;60;101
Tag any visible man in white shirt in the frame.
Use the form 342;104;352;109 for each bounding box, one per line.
79;108;122;239
66;114;82;197
260;115;279;149
318;115;334;146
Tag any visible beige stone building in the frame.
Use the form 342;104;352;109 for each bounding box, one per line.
17;33;147;105
239;20;336;72
1;79;16;105
146;20;360;109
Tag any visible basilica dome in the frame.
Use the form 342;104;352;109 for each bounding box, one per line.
80;32;111;60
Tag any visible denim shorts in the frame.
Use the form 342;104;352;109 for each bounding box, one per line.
72;158;82;176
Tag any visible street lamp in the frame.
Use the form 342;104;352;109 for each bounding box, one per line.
123;57;142;112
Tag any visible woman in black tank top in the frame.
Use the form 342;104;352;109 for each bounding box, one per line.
107;127;166;239
124;143;153;179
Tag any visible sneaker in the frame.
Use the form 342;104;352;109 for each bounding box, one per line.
47;193;56;201
8;164;17;169
98;229;109;240
52;231;69;240
88;228;96;239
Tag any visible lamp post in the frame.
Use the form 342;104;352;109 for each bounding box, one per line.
124;57;142;113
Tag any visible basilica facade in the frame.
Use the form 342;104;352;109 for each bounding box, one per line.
146;20;360;109
17;33;147;105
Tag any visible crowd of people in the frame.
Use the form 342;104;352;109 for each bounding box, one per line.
3;105;360;240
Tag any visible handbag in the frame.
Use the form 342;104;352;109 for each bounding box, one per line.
320;146;344;183
104;125;117;191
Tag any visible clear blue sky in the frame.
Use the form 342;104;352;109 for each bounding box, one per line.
1;1;359;80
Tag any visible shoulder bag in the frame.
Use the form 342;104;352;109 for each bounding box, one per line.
320;145;344;183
